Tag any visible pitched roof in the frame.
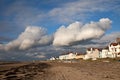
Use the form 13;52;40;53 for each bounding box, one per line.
87;48;91;51
110;43;118;46
102;46;109;49
87;48;102;51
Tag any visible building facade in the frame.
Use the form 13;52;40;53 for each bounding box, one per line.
59;52;76;60
84;48;100;60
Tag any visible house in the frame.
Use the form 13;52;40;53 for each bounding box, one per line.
50;57;56;60
50;38;120;61
83;48;100;60
100;48;108;58
75;53;85;59
100;47;109;58
97;38;120;58
108;42;120;58
59;52;76;60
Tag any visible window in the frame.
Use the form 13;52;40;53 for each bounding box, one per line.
115;48;117;52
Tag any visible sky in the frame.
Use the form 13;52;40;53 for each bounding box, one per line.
0;0;120;61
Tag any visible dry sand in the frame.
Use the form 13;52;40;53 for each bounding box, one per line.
0;59;120;80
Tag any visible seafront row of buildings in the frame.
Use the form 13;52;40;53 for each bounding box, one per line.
50;38;120;60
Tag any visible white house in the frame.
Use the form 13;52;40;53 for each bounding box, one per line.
59;52;76;60
50;38;120;61
100;48;109;58
50;57;56;60
108;42;120;58
100;48;115;58
75;53;85;59
97;39;120;58
84;48;100;60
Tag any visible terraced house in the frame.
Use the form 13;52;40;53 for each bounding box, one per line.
50;38;120;61
85;38;120;60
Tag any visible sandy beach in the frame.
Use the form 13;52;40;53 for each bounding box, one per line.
0;59;120;80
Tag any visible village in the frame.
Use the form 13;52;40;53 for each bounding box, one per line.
50;38;120;61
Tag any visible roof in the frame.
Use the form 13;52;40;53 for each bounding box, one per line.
87;48;102;51
110;43;118;46
87;48;91;51
102;46;109;50
104;46;109;49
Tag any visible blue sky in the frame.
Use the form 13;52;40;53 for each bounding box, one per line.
0;0;120;61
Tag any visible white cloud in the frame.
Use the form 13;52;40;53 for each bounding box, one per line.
53;18;112;46
43;0;119;23
1;26;53;51
39;35;53;45
72;32;120;48
92;32;120;44
19;39;35;50
3;0;119;29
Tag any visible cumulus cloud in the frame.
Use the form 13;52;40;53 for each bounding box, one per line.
1;26;53;51
53;18;112;46
75;32;120;48
38;35;53;46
